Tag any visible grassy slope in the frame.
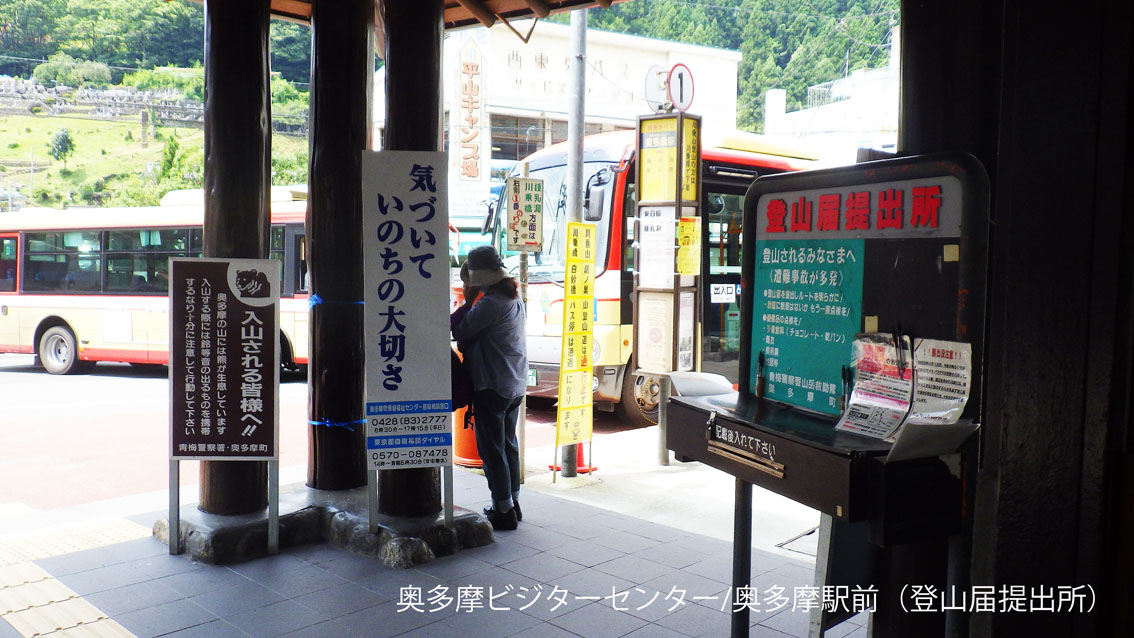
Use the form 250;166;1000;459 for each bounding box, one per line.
0;113;307;206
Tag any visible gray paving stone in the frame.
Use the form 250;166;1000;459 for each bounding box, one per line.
655;600;732;638
459;538;541;566
227;554;310;581
227;599;329;638
749;624;796;637
289;581;386;619
428;606;543;638
413;553;493;581
253;564;348;598
590;529;663;554
358;568;447;605
639;569;732;603
116;598;219;638
508;526;580;552
338;599;454;637
549;596;650;638
552;520;617;540
157;565;254;597
162;619;252;638
277;618;371;638
508;623;584;638
311;554;391;582
503;553;586;582
84;580;185;616
629;523;686;543
104;537;172;563
632;540;711;570
620;623;691;638
0;618;22;638
591;554;674;584
126;553;205;580
189;581;286;618
819;619;862;638
609;586;683;623
36;546;120;576
758;608;813;638
55;562;148;595
547;539;627;567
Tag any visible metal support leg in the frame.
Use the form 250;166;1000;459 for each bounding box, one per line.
809;514;836;637
732;478;752;638
658;375;671;466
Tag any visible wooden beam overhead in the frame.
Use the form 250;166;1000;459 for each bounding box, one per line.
456;0;497;28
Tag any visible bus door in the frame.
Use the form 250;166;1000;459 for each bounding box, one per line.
0;234;18;348
700;186;747;384
280;224;309;364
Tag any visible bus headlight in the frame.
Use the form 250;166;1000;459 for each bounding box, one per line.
592;339;601;364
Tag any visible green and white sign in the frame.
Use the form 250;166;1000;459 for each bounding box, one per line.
750;239;863;416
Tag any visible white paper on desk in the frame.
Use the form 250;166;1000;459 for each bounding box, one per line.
834;334;913;439
886;419;978;462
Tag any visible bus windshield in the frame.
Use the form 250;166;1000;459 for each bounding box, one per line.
496;160;616;282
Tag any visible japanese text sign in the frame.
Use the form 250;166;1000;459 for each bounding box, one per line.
556;223;596;447
170;258;280;460
506;177;544;252
676;217;701;276
362;151;453;470
744;153;986;421
457;40;483;182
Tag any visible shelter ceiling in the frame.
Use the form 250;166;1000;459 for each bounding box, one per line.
260;0;625;31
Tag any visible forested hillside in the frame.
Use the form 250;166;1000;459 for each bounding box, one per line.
2;0;897;132
580;0;899;130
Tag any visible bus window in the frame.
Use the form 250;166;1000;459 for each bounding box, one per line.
24;231;103;293
513;162;614;278
0;236;16;292
702;189;746;380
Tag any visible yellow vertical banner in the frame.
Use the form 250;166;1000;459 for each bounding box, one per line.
556;223;596;448
676;217;701;275
681;116;700;202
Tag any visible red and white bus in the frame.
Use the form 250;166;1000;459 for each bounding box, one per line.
479;129;819;426
0;191;311;374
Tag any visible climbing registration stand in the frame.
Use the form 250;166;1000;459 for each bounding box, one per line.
666;153;989;637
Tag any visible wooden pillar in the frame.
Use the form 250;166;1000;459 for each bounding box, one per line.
199;0;272;515
376;0;444;517
306;0;373;491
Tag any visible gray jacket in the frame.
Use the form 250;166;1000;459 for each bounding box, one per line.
451;292;528;399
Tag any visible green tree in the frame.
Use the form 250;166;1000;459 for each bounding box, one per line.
270;21;311;84
48;128;76;169
0;0;66;77
32;52;111;87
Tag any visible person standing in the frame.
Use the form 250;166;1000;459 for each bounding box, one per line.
451;246;527;530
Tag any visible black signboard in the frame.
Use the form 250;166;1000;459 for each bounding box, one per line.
170;258;280;460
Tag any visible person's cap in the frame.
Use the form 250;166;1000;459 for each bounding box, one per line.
460;245;508;287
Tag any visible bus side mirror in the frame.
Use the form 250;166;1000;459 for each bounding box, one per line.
584;188;604;222
481;198;497;235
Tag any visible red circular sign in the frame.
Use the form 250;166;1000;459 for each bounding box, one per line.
667;64;695;112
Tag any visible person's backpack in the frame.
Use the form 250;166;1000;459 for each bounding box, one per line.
451;348;473;410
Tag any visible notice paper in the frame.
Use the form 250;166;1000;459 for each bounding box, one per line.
835;334;913;439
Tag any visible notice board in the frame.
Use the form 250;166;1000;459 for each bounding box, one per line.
741;153;988;421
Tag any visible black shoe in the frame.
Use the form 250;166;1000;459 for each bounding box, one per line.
513;500;522;522
483;506;518;531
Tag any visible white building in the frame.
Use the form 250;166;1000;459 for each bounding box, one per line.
374;19;742;224
763;27;900;165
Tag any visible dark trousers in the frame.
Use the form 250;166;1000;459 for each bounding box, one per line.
472;389;522;510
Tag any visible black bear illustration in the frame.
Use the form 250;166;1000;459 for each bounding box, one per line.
235;269;270;298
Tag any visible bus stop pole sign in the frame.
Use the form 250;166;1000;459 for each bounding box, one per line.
667;64;694;112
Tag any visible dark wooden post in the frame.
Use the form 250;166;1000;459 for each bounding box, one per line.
376;0;444;517
199;0;271;514
306;0;373;491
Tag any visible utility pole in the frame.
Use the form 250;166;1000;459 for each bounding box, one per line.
561;9;587;477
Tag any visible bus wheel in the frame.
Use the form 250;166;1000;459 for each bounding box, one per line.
39;326;90;375
614;369;660;428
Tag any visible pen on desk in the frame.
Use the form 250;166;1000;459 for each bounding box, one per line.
756;351;766;398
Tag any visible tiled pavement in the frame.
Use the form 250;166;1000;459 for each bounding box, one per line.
0;465;868;638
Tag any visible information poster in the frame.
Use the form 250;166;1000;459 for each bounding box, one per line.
170;258;279;460
681;116;700;202
555;223;596;447
638;117;678;202
506;177;544;252
835;334;913;438
752;239;864;415
638;206;676;289
676;217;701;275
362;151;452;470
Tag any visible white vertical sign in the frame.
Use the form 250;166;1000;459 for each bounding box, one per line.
362;151;452;469
505;176;544;252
